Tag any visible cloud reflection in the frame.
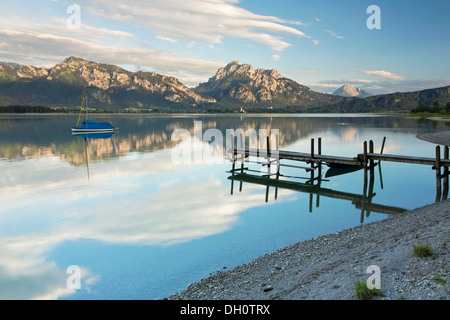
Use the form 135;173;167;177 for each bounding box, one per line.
0;142;295;299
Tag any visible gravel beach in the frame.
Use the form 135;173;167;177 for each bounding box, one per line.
168;199;449;300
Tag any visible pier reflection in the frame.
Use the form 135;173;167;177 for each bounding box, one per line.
228;161;407;223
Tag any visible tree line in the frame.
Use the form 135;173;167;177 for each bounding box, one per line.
0;105;70;113
410;101;450;114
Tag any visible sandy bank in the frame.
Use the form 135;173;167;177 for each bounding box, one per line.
417;130;450;146
168;200;449;300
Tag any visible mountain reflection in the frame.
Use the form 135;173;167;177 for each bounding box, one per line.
1;114;448;164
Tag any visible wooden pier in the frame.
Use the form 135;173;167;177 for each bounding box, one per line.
228;136;450;206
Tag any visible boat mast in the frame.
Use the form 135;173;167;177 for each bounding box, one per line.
83;81;86;123
76;80;86;127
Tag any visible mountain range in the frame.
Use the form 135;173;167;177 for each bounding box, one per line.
0;57;449;112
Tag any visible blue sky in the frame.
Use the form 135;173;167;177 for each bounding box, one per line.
0;0;449;94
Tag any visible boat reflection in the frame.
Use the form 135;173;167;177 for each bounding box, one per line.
72;132;114;139
73;131;116;179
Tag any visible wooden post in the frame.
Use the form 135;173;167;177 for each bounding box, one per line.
310;138;315;183
443;146;449;200
363;141;368;187
363;141;368;169
369;140;375;204
230;177;234;195
361;141;368;222
369;140;374;167
380;137;386;154
239;132;245;177
318;137;322;155
435;145;441;202
367;142;375;219
275;169;279;201
317;137;322;205
369;141;374;170
318;137;322;184
230;133;236;195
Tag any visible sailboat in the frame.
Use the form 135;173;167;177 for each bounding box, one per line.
72;81;114;133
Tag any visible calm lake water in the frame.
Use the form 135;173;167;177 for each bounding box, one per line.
0;113;448;300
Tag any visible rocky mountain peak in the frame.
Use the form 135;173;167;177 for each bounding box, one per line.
195;61;335;107
333;85;371;98
0;57;216;107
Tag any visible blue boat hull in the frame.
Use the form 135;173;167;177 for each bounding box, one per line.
72;120;114;132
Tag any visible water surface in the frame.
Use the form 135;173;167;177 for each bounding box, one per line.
0;113;448;299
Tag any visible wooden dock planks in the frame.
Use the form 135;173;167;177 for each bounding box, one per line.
231;148;450;167
231;148;362;166
360;153;450;167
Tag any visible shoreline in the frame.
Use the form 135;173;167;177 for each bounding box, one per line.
416;130;450;146
168;199;449;300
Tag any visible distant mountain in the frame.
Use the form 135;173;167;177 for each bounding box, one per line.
323;86;450;112
333;85;371;98
0;57;215;110
194;61;344;110
0;57;449;113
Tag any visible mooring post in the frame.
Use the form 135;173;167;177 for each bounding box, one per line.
361;141;368;221
367;141;376;219
369;140;375;168
363;141;368;185
369;140;375;200
435;145;441;202
240;132;245;174
380;136;386;154
266;134;271;175
318;137;322;156
443;146;449;200
230;133;235;195
318;137;322;186
308;138;314;183
363;141;368;169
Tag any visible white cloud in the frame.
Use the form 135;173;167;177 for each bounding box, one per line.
305;83;342;90
85;0;311;52
271;54;281;61
0;0;314;86
319;79;373;84
0;28;224;81
156;36;178;43
363;70;407;81
323;29;344;39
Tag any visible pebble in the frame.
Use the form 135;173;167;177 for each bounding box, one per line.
168;200;450;300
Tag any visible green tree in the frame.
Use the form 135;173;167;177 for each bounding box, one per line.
411;102;427;113
429;101;440;113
